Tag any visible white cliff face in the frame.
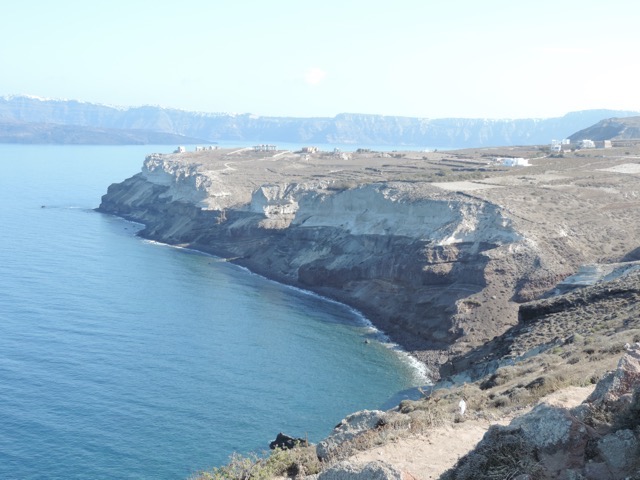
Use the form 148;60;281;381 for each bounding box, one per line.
289;184;521;246
142;155;212;206
142;154;522;247
250;184;300;218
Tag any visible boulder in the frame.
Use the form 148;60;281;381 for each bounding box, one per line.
511;403;573;450
269;432;309;450
316;410;388;460
317;460;407;480
597;428;639;476
586;343;640;410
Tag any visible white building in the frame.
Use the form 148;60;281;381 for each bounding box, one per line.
499;157;530;167
580;139;596;149
253;144;277;152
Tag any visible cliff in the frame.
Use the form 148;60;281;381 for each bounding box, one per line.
3;95;639;147
569;116;640;142
98;144;640;375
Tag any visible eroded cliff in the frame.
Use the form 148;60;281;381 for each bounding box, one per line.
98;146;640;374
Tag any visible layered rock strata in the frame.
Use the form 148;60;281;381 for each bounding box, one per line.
98;147;640;374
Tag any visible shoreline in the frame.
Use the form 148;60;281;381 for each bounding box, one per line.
114;215;433;385
97;144;640;385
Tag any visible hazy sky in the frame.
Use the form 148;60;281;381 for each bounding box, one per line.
3;0;639;118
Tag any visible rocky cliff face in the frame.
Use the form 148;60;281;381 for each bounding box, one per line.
100;164;519;357
98;146;640;374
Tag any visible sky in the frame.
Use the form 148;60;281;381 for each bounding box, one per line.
2;0;640;119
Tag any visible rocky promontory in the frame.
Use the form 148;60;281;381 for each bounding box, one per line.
98;144;640;375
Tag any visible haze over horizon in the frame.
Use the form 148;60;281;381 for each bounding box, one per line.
3;0;640;120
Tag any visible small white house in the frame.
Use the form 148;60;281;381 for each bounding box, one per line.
580;139;596;149
499;157;530;167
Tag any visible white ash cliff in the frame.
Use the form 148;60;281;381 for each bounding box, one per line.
98;147;640;374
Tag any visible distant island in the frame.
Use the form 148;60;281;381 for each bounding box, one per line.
1;95;639;146
0;120;210;145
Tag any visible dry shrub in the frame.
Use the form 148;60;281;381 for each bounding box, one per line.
599;342;626;355
440;427;544;480
192;446;321;480
490;395;511;409
507;387;532;407
480;365;520;390
407;404;447;433
460;383;485;410
566;355;581;365
525;371;569;399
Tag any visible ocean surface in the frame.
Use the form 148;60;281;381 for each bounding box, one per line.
0;145;425;479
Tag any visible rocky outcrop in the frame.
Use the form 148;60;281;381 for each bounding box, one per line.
316;410;390;461
442;347;640;480
269;433;309;450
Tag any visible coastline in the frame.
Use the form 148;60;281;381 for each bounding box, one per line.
94;146;536;378
97;144;640;384
131;226;432;385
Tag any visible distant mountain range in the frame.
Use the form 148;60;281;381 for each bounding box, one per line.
1;95;639;147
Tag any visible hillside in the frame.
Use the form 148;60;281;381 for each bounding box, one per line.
2;95;639;147
569;116;640;142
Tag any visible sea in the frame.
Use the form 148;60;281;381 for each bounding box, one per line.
0;144;427;479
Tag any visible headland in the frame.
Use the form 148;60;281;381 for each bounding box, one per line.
98;143;640;378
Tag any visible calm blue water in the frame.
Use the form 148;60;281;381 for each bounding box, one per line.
0;145;423;479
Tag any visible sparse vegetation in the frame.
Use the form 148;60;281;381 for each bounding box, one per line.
192;446;321;480
440;428;544;480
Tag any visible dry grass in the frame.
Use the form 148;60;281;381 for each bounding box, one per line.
439;428;544;480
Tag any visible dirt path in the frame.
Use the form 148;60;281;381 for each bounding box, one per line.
347;386;595;479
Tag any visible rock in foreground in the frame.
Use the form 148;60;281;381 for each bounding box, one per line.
442;346;640;480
